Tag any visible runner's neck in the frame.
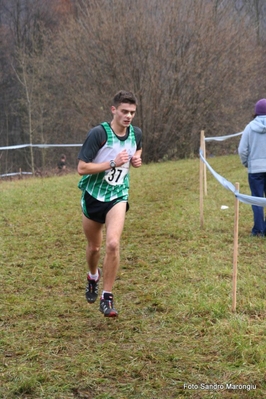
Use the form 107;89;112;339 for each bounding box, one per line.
110;121;127;137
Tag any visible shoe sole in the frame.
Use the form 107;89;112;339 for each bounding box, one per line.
103;311;118;318
99;303;118;317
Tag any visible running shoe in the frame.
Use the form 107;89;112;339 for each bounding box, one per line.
85;268;101;303
99;293;118;317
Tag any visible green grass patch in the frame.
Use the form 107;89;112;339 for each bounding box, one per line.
1;156;266;398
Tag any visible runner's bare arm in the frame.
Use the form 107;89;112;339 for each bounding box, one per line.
77;150;130;175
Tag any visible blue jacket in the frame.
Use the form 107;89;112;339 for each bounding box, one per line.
238;116;266;173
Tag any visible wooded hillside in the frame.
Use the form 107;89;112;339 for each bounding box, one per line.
0;0;265;173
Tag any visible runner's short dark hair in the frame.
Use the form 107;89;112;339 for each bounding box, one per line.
112;90;138;107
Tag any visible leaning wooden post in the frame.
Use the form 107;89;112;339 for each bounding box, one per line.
232;182;240;312
199;131;204;228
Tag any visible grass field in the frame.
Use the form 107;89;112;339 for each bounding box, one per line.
1;155;266;398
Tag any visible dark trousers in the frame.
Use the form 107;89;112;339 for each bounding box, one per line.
248;172;266;235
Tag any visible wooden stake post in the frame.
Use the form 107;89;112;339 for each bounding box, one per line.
200;131;205;228
203;133;207;196
232;182;239;312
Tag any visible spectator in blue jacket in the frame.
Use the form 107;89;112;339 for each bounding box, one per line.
238;99;266;236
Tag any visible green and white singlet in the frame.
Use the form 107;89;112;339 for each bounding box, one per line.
78;122;137;202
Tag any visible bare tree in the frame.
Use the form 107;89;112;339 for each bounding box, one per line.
0;0;75;173
1;0;265;173
42;0;262;162
234;0;266;44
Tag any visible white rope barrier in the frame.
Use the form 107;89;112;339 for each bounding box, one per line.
0;143;82;150
0;172;33;177
0;143;83;177
204;131;243;142
199;148;266;206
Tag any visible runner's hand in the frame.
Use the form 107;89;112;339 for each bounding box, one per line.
115;150;129;167
131;155;142;168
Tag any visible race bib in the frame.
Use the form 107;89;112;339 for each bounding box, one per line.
104;162;129;186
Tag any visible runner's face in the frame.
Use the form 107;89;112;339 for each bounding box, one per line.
111;103;136;128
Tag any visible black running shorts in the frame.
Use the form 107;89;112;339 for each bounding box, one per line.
82;191;129;224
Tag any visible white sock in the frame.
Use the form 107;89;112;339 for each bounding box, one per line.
88;271;99;280
102;291;112;298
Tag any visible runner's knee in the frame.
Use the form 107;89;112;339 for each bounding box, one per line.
88;244;101;254
106;238;120;253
